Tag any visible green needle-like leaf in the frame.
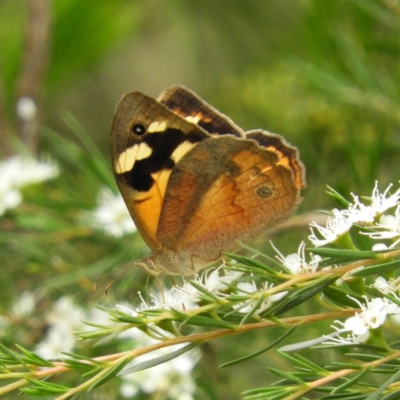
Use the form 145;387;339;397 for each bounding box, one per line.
365;368;400;400
120;343;198;375
220;325;299;368
351;260;400;277
89;357;131;390
267;277;337;316
307;248;379;260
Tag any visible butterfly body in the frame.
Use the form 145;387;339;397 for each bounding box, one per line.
111;85;306;276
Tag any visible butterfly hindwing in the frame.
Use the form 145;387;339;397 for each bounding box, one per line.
156;131;304;262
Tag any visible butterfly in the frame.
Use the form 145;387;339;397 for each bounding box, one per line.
111;85;306;275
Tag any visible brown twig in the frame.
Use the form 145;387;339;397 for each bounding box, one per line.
16;0;51;155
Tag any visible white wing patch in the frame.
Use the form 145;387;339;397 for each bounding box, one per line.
171;141;197;164
148;121;167;133
185;115;201;124
115;143;152;173
115;145;138;173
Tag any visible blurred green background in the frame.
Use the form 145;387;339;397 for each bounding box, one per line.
1;0;399;399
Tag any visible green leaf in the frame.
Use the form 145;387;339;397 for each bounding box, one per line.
325;361;363;370
170;309;236;329
351;260;400;277
326;186;351;208
381;388;400;400
89;357;131;390
0;343;26;366
225;253;279;274
332;367;371;394
307;248;379;260
345;353;381;363
189;280;221;301
243;386;291;400
22;379;70;396
321;393;369;399
120;343;198;375
238;294;268;325
365;368;400;400
279;351;328;373
220;325;299;368
323;286;365;307
268;367;306;385
15;344;55;368
316;344;386;353
109;310;147;325
266;277;337;316
62;352;103;370
181;314;236;329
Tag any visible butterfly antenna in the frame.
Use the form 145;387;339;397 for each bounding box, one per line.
92;261;137;294
93;274;110;291
106;261;137;294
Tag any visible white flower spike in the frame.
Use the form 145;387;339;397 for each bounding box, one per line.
272;241;321;274
87;187;136;237
326;296;400;345
0;156;59;216
309;209;353;247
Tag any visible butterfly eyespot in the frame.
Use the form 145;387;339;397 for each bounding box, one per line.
131;123;146;136
256;186;273;199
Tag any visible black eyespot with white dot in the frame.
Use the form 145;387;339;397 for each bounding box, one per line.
131;123;146;136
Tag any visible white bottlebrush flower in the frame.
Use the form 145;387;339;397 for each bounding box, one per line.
190;266;243;296
34;296;86;359
10;292;36;318
129;267;244;312
326;296;400;345
173;267;244;308
323;330;371;345
87;187;136;237
272;241;321;274
168;283;203;310
361;206;400;247
34;297;121;359
309;208;354;247
372;243;389;251
0;155;59;216
35;324;76;359
369;182;400;213
371;277;400;299
309;183;400;247
139;289;191;312
45;296;86;332
345;182;400;224
233;281;287;315
117;288;195;317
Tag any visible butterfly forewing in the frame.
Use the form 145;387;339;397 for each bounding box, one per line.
111;91;211;250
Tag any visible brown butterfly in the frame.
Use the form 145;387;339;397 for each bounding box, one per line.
111;85;306;275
